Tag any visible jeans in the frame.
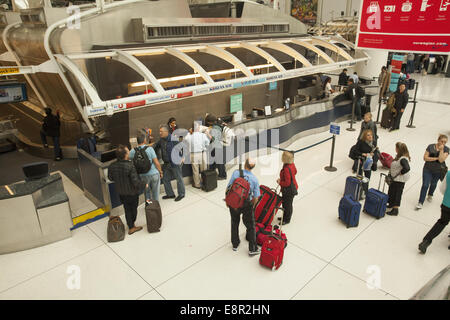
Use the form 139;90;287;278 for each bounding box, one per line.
119;194;139;229
423;204;450;243
419;167;441;204
230;203;257;252
141;173;160;201
354;98;363;120
162;163;185;197
40;130;61;159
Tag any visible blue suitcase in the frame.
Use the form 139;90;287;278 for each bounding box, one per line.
344;158;368;201
363;173;389;219
338;195;361;228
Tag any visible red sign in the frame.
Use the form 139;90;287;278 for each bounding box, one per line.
126;100;146;109
357;0;450;52
176;91;193;99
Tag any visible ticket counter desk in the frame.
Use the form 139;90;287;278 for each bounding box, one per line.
0;173;72;255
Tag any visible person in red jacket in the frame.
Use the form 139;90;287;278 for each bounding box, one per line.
276;151;298;225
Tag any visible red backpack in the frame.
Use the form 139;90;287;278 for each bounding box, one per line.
225;169;251;210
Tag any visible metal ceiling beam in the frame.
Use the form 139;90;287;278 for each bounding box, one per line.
112;51;165;92
164;47;214;84
55;54;103;105
310;38;353;61
260;40;312;68
290;39;335;64
238;42;286;72
202;44;254;78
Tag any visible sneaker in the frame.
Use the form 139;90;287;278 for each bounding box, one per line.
416;202;423;210
418;240;431;254
162;195;176;200
232;242;240;251
385;207;393;213
248;248;261;257
427;195;433;203
174;195;184;202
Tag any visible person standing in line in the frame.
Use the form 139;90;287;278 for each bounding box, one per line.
416;135;449;210
226;158;261;256
276;151;298;225
345;78;364;121
40;108;62;161
385;142;411;216
338;68;349;86
185;122;211;189
378;66;391;103
205;114;227;180
153;124;186;202
418;169;450;253
108;145;146;235
129;132;163;203
323;77;334;97
389;83;409;132
350;71;359;85
407;53;415;74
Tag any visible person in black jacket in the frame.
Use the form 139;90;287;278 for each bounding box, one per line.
338;68;349;86
351;130;378;196
390;83;409;132
345;78;364;121
40;108;62;161
108;145;146;235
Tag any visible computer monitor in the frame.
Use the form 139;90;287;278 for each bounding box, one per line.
22;162;49;181
100;149;117;163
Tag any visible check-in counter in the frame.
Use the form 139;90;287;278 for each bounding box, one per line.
0;173;72;255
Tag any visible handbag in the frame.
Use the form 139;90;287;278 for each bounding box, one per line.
385;172;400;186
281;166;298;196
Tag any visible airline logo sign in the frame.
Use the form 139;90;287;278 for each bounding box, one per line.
357;0;450;52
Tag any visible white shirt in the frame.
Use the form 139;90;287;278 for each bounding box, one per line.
325;82;332;94
350;74;358;84
184;131;210;153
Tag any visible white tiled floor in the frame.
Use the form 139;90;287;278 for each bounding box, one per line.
0;73;449;300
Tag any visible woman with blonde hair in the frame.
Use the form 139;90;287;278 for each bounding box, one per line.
386;142;411;216
277;151;298;225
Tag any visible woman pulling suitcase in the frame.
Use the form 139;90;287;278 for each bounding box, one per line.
386;142;411;216
276;151;298;225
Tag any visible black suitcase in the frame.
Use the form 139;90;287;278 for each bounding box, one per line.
407;78;415;90
201;169;217;192
380;108;394;129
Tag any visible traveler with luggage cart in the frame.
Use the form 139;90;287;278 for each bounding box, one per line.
276;151;298;225
385;142;411;216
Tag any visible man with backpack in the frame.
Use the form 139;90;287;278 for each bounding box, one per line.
129;131;163;203
225;158;261;256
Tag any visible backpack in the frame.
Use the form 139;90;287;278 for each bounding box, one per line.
133;146;152;174
349;144;359;160
225;169;251;210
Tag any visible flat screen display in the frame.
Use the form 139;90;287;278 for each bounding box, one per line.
0;83;27;104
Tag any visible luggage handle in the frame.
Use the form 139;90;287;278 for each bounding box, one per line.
379;173;388;193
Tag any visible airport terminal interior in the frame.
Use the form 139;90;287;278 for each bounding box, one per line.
0;0;449;301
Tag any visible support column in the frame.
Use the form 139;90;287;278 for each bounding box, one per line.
355;49;388;79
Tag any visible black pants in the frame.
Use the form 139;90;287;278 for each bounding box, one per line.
119;194;139;229
230;204;257;251
209;148;227;179
391;110;404;130
423;204;450;243
387;181;405;207
281;192;294;223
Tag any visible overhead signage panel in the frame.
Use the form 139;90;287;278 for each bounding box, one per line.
356;0;450;53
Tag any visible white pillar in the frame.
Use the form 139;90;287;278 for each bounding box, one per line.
355;49;389;79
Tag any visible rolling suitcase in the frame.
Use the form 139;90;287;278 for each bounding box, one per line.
201;169;217;192
344;158;368;201
380;108;394;129
255;223;287;248
145;200;162;233
259;208;286;270
107;216;125;242
363;173;389;219
379;152;394;168
254;185;282;226
338;195;361;228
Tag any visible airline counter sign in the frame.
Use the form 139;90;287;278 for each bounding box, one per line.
357;0;450;52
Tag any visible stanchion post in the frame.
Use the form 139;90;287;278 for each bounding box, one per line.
324;135;337;172
375;98;382;124
407;81;419;129
347;95;356;132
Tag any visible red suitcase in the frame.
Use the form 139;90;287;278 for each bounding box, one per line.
254;186;282;226
259;208;286;271
255;223;287;248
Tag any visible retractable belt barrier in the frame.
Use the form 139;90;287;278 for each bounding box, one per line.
264;136;333;154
